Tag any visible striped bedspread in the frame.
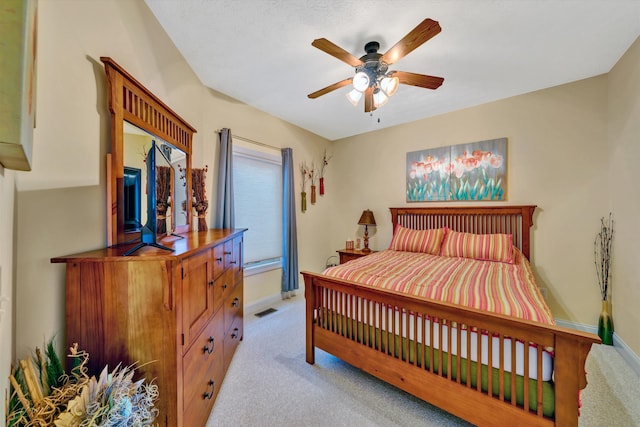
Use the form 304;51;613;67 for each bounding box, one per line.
323;249;554;325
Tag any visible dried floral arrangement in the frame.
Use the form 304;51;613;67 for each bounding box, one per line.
192;166;209;231
299;161;310;193
6;342;158;427
319;150;332;196
594;213;614;301
156;165;172;234
309;162;317;187
319;150;332;179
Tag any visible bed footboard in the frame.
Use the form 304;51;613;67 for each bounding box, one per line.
303;272;599;427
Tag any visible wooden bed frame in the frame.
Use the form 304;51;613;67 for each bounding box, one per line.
302;205;600;427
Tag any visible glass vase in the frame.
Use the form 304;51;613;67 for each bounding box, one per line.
301;191;307;213
319;177;325;195
311;185;316;204
597;300;614;345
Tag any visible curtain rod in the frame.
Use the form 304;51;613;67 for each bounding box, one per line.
216;129;280;151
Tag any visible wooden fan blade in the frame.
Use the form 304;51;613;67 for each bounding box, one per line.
393;71;444;90
312;38;363;67
381;19;441;65
364;86;376;112
307;78;353;99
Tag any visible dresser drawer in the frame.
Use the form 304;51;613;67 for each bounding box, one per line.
212;243;225;279
218;269;235;306
182;249;215;347
223;282;243;334
182;312;225;426
223;239;234;270
231;236;243;282
213;269;234;316
223;316;243;373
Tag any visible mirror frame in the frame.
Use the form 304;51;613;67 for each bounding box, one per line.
101;57;196;246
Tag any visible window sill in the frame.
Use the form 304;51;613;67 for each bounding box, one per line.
244;259;281;277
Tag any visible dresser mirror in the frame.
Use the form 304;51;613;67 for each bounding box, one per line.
102;57;196;247
123;122;188;236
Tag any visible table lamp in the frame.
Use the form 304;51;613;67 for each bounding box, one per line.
358;209;376;253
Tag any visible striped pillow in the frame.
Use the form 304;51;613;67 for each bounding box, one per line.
389;225;446;255
440;230;514;263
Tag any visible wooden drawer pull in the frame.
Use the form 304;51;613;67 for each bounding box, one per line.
203;379;215;400
208;280;214;287
232;297;239;308
230;260;237;265
215;257;223;263
224;251;232;255
203;336;215;354
222;283;228;290
231;328;239;340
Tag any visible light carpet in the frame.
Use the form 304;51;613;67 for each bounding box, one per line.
207;296;640;427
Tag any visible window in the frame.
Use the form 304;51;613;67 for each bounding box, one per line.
233;145;282;274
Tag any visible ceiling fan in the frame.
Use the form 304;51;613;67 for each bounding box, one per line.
307;18;444;113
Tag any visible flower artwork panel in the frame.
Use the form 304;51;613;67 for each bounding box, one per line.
406;146;451;201
406;138;507;202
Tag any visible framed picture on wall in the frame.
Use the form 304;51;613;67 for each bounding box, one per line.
0;0;38;170
406;138;507;202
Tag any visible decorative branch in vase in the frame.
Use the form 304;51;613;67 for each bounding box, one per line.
309;161;317;205
299;161;309;212
319;150;332;196
594;213;614;345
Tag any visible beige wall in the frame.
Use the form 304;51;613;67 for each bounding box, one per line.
331;75;610;328
0;166;15;423
11;0;331;368
608;36;640;355
331;41;640;357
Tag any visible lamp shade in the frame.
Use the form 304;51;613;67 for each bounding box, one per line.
345;89;363;106
353;71;370;92
380;75;399;97
373;89;389;108
358;209;376;226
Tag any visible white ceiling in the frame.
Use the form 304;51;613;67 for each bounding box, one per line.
145;0;640;141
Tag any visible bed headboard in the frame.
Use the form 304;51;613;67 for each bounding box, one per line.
389;205;536;260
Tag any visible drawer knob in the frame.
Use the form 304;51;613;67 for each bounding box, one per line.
222;283;228;290
224;251;232;255
203;379;215;400
215;257;223;263
208;280;214;287
232;297;239;308
231;328;239;339
230;260;237;265
203;336;215;354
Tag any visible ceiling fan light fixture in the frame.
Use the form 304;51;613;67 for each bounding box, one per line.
352;71;370;92
346;88;363;106
308;18;443;113
380;75;399;97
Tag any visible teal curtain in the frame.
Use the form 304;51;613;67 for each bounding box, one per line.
214;128;234;229
281;148;298;298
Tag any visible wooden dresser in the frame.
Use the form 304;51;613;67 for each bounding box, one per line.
52;229;245;426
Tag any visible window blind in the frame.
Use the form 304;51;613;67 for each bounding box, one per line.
232;145;282;265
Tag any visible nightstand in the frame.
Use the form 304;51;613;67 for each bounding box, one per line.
337;248;376;264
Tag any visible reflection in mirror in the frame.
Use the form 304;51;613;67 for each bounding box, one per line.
123;121;188;238
123;166;141;232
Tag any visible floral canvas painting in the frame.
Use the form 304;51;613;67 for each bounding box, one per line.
406;138;507;202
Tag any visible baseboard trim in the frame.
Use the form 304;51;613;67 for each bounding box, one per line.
555;318;640;377
613;332;640;377
554;318;597;334
245;294;283;317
